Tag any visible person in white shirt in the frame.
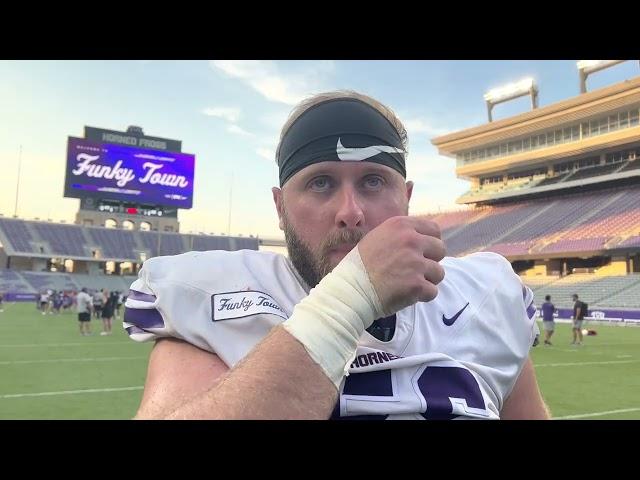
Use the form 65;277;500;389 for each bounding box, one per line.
39;291;49;316
76;288;94;336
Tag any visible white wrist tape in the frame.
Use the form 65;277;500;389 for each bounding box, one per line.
282;246;385;389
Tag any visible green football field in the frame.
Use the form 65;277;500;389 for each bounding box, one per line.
1;302;639;419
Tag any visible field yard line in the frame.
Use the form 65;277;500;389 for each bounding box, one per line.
549;342;640;348
0;356;147;365
553;407;640;419
0;386;144;399
0;341;135;348
536;360;640;367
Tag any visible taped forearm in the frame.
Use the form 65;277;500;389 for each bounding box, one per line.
282;247;385;388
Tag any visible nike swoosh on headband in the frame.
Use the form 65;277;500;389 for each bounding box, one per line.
336;138;405;161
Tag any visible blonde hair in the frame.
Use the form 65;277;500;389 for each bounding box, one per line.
276;90;408;163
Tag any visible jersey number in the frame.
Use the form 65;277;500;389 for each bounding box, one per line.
334;366;487;420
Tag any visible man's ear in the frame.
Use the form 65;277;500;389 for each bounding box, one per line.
405;180;414;202
272;187;285;231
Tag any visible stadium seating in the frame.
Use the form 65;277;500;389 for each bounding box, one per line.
535;174;571;187
0;269;33;293
564;162;625;181
425;208;486;231
0;269;138;295
33;223;90;257
0;218;262;297
540;237;609;254
618;236;640;248
71;274;137;292
617;159;640;173
138;230;161;258
20;271;79;292
484;242;531;256
0;218;34;253
192;235;237;251
429;185;640;256
88;228;138;259
598;278;640;308
139;231;189;257
525;273;640;309
158;233;188;256
439;203;531;255
0;218;259;261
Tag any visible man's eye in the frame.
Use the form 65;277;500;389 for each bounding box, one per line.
309;177;332;191
364;176;384;188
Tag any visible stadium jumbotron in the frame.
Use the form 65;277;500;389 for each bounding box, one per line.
0;125;262;300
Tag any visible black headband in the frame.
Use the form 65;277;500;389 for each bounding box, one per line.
277;98;406;186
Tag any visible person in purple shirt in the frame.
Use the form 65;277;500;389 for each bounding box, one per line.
541;295;556;346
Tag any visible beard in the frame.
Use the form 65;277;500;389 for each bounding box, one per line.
282;210;366;289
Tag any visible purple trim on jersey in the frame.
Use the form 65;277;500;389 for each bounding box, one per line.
343;369;393;396
124;306;165;329
125;325;148;336
526;302;536;319
128;289;157;303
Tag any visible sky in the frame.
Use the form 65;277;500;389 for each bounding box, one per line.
1;60;638;238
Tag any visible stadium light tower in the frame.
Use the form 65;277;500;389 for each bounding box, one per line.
577;60;629;93
484;77;538;122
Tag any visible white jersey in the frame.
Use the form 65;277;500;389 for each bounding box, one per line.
124;249;538;420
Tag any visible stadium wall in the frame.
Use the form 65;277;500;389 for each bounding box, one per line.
4;293;39;302
538;307;640;324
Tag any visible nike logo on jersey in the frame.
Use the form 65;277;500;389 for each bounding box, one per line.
442;302;470;326
336;138;405;161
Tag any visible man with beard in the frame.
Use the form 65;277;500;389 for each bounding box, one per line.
124;91;548;420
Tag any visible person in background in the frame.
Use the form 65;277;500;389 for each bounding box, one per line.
100;289;116;336
115;291;124;320
76;287;94;336
540;295;556;346
93;289;104;319
571;293;586;346
39;290;50;315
